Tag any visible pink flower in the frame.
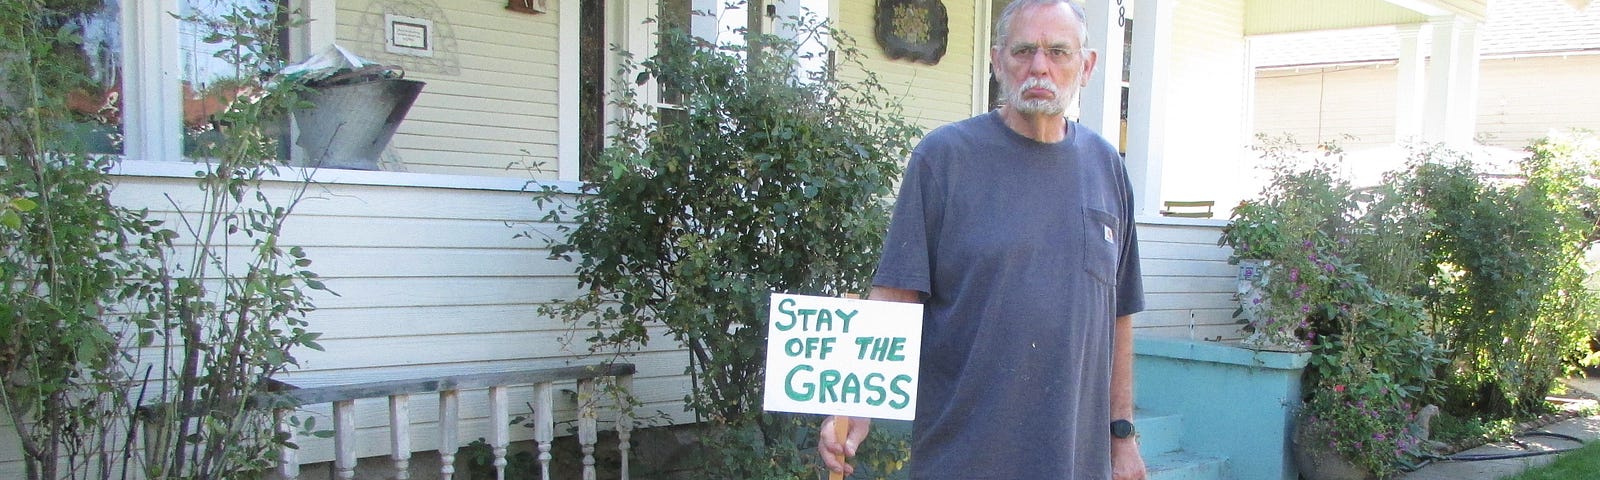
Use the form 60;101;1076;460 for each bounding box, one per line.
1333;384;1346;393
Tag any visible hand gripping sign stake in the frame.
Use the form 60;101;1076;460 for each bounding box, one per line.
762;293;923;477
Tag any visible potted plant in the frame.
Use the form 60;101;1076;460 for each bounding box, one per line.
1226;136;1449;478
281;45;425;170
1219;136;1357;351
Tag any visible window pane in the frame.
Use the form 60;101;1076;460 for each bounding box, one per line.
579;0;605;180
657;0;692;106
178;0;286;158
65;0;123;154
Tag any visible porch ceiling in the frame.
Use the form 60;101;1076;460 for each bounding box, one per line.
1244;0;1487;36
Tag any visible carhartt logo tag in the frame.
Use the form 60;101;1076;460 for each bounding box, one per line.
1103;225;1114;243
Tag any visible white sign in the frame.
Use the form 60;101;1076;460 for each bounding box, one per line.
385;14;434;57
762;293;923;421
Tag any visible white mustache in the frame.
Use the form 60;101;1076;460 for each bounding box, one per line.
1019;77;1058;96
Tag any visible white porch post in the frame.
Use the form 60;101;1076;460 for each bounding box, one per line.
1423;15;1481;146
1394;24;1427;142
558;0;581;181
122;0;182;162
1126;0;1177;216
1448;19;1481;145
1080;1;1128;145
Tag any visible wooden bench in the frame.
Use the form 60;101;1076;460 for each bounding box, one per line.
1160;200;1215;219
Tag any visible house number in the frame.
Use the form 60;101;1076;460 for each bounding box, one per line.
1116;0;1127;27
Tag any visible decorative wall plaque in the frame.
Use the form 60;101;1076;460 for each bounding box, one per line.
874;0;949;65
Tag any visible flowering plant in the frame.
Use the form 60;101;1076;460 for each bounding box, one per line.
1229;136;1450;476
1299;288;1447;477
1297;377;1419;478
1220;136;1356;350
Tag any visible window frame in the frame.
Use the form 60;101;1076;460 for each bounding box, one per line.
116;0;333;164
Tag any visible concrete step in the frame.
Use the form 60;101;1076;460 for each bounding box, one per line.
1135;410;1186;457
1146;450;1229;480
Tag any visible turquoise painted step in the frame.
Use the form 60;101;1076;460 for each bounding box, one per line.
1135;410;1185;457
1146;450;1228;480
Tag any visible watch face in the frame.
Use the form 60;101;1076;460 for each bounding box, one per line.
1111;419;1135;438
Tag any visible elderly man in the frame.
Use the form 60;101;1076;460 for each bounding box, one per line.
818;1;1146;479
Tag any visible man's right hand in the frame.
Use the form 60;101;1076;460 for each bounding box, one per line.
819;415;872;476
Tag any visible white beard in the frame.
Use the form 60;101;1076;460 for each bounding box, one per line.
1002;76;1072;116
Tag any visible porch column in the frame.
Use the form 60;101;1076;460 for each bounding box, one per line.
1080;0;1128;146
1393;24;1426;142
1423;16;1481;146
122;0;182;162
558;0;581;181
1448;19;1481;146
1126;0;1177;216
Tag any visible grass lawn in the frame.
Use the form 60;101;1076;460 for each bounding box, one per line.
1496;440;1600;480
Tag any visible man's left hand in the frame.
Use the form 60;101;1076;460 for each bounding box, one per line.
1112;437;1147;480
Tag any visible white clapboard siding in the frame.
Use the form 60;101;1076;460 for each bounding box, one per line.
1253;64;1399;150
0;173;699;478
1475;55;1600;147
332;0;563;179
0;182;1246;478
838;0;979;134
1133;217;1244;341
1256;54;1600;152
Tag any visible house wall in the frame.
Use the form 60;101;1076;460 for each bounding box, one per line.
1134;217;1243;340
0;172;697;475
1253;54;1600;152
331;0;564;179
1157;0;1255;215
836;0;982;134
2;1;1255;474
1476;54;1600;146
1253;63;1399;148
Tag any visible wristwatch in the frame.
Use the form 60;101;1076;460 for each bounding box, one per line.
1110;419;1137;439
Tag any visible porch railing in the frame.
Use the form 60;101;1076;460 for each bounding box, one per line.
264;362;636;480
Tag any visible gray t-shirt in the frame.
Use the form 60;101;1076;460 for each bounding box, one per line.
873;111;1144;479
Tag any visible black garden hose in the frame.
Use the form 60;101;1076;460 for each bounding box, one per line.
1396;431;1587;472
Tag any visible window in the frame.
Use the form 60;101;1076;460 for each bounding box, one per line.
576;0;759;181
178;0;290;159
48;0;309;163
579;0;606;179
59;1;123;155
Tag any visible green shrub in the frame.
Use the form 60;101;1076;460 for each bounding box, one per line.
0;6;165;478
1402;133;1600;418
1;4;330;479
533;9;920;479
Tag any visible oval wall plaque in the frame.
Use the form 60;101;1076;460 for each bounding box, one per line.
874;0;949;65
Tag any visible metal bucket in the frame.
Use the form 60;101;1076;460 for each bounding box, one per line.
293;78;424;170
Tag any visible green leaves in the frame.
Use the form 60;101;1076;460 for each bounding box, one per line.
1252;133;1600;476
532;7;919;479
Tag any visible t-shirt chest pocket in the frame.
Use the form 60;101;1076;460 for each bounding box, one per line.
1082;207;1119;285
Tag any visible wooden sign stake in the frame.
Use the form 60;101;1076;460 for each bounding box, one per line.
830;418;849;480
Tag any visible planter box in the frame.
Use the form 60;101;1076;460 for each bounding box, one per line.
293;78;425;170
1135;336;1310;480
